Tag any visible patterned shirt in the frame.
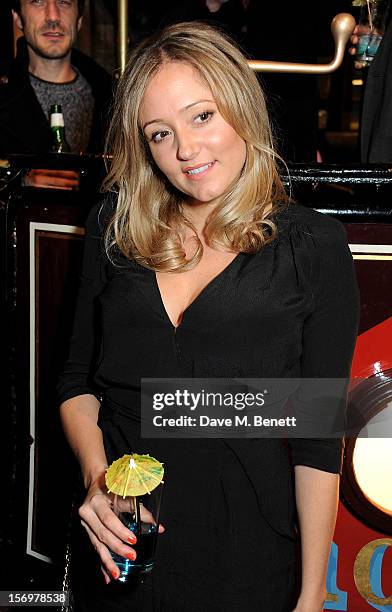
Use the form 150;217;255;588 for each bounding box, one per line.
29;67;94;153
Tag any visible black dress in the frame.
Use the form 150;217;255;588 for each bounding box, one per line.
57;199;360;612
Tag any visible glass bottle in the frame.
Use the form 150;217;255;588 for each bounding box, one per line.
50;104;70;153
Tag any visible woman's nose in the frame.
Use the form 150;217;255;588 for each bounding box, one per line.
176;129;200;161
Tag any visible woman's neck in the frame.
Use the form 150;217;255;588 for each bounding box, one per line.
182;200;217;235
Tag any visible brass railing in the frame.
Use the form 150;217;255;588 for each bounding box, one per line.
117;0;129;76
116;3;355;76
248;14;355;74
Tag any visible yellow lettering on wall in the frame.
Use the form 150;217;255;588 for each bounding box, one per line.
354;538;392;605
325;593;338;602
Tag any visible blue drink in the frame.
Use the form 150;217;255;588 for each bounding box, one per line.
111;513;159;582
356;34;383;67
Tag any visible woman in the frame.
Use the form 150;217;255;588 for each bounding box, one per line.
57;21;359;612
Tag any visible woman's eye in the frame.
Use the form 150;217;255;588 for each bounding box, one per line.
150;130;171;143
195;111;214;124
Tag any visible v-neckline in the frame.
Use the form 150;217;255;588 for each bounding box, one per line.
154;253;243;330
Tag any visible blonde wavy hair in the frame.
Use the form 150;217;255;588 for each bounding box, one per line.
103;21;289;272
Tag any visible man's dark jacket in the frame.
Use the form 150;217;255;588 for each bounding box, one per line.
361;16;392;162
0;41;114;155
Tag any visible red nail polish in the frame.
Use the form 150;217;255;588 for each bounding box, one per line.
111;569;119;580
125;551;136;561
127;535;137;544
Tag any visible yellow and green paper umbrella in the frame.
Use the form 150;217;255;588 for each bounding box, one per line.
105;453;164;499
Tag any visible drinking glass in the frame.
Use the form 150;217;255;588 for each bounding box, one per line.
355;0;388;68
110;484;163;583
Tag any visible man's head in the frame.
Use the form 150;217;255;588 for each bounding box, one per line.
12;0;85;61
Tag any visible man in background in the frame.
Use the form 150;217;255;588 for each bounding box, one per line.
350;5;392;163
0;0;113;189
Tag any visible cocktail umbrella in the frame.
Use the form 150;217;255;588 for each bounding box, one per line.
105;453;164;533
106;453;164;497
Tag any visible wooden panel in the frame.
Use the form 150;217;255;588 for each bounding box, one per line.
346;223;392;334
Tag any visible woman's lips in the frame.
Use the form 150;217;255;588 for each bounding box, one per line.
183;161;215;180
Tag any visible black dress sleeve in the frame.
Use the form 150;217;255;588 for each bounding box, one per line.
56;197;113;404
287;213;360;474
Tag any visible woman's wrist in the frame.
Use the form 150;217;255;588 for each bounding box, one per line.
294;591;326;612
83;466;108;490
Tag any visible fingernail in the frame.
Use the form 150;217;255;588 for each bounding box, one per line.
127;534;137;544
111;569;119;580
125;551;137;561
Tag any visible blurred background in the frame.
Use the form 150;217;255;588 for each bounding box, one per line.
0;0;375;164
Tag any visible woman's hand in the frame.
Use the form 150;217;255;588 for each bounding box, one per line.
78;473;165;584
349;23;371;54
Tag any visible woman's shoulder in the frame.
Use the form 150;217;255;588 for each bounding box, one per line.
273;202;348;246
269;203;356;300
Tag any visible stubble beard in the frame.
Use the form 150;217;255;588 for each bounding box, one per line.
27;40;72;61
20;15;75;62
